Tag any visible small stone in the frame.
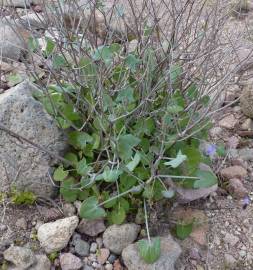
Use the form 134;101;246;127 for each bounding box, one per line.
82;265;93;270
92;262;101;268
224;233;239;246
113;259;123;270
241;118;253;130
105;263;113;270
72;233;81;243
30;254;51;270
37;216;79;253
107;254;117;264
209;127;223;138
239;250;247;257
97;248;110;264
103;223;141;255
220;166;247;180
219;114;237;129
60;253;83;270
63;203;76;217
77;219;106;237
4;246;36;269
96;237;103;248
90;242;98;253
227;178;248;199
74;239;90;257
122;236;182;270
15;217;27;230
238;148;253;161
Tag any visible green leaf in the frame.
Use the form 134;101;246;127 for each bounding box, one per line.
109;205;126;224
79;57;97;86
81;177;95;189
167;104;184;114
76;158;91;176
119;174;137;192
92;46;113;65
187;84;198;100
125;54;141;72
102;192;118;208
103;167;123;183
176;221;193;240
56;117;71;129
170;64;182;84
126;152;141;171
68;131;93;150
118;134;141;161
60;178;79;202
45;37;55;56
164;150;187;168
182;146;203;173
61;104;80;121
92;133;100;149
28;37;39;52
6;73;23;87
64;153;78;167
53;166;68;181
193;169;217;189
138;238;161;264
52;55;67;69
116;86;135;103
79;196;106;219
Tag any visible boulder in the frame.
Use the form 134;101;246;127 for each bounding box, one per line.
0;81;67;197
37;215;79;253
122;236;182;270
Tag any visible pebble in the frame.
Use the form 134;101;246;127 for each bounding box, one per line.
219;114;237;129
97;248;110;264
227;178;248;199
63;203;76;217
224;253;236;267
77;219;106;237
90;242;98;253
83;265;93;270
60;253;83;270
105;264;113;270
15;217;27;230
220;166;247;180
240;250;247;257
224;233;239;246
96;237;103;248
103;223;141;254
107;254;117;264
74;239;90;257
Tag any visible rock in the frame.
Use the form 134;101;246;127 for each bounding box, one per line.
2;0;30;8
90;242;97;253
0;81;67;197
238;148;253;161
30;254;51;270
176;185;218;204
107;254;117;264
224;253;237;267
220;166;247;179
37;216;79;253
77;219;106;236
209;127;223;138
224;233;239;246
15;217;27;230
241;85;253;118
0;23;29;61
219;114;237;129
74;239;90;257
122;236;182;270
60;253;83;270
82;265;93;270
96;237;103;248
103;223;140;255
105;264;113;270
241;118;253;130
4;246;36;269
227;178;248;199
18;13;46;30
38;206;63;222
63;203;76;217
113;259;123;270
97;248;110;264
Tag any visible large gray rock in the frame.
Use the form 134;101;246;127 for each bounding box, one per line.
122;236;182;270
0;23;29;61
0;81;67;197
37;216;79;253
4;246;36;269
103;223;140;255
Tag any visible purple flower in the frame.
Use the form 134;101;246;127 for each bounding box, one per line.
205;144;217;157
243;195;251;209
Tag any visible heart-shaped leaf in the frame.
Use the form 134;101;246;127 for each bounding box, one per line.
79;196;106;219
138;238;161;264
176;221;193;240
193;169;217;189
53;166;68;181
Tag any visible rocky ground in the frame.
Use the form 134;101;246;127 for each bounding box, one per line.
2;0;253;270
